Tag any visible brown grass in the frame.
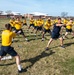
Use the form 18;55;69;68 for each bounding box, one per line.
0;18;74;75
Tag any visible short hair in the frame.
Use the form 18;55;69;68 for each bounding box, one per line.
70;18;73;20
5;23;11;30
58;17;61;20
48;19;50;21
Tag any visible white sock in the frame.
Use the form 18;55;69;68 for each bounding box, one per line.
25;38;28;41
17;65;22;71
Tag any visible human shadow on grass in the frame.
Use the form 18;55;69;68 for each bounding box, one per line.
49;42;74;49
21;50;55;71
12;39;29;42
64;42;74;47
0;50;55;73
27;35;42;41
28;37;42;42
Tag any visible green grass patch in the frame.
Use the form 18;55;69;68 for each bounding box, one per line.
0;18;74;75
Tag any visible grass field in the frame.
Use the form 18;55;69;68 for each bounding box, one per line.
0;18;74;75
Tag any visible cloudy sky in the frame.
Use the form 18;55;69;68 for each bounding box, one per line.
0;0;74;16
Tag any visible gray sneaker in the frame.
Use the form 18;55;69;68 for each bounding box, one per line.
42;38;45;41
60;45;65;48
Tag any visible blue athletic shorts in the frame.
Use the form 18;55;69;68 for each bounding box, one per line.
0;46;17;57
66;28;72;32
51;32;60;39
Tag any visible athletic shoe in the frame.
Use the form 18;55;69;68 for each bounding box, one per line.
18;68;27;73
45;47;49;50
42;38;45;41
1;56;12;60
25;38;29;42
63;36;68;40
60;45;65;48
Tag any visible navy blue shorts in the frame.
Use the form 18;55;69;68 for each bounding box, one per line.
34;26;38;29
36;26;42;31
0;46;17;57
23;23;27;26
66;28;72;32
51;32;60;39
15;29;24;35
30;24;34;27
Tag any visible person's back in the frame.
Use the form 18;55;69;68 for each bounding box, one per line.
0;23;24;73
2;30;15;46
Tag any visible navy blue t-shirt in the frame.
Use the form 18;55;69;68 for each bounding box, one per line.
52;24;61;34
51;23;62;39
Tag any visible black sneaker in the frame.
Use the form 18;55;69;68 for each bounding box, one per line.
18;68;27;73
18;70;23;73
60;45;65;48
18;68;24;73
45;47;49;50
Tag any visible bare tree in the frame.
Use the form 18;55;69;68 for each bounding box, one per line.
6;10;12;15
61;12;68;17
0;11;3;15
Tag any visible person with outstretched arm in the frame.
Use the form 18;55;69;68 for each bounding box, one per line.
45;18;65;50
0;23;24;73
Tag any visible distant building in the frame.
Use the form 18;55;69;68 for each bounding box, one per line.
0;11;74;20
23;12;48;19
0;11;22;18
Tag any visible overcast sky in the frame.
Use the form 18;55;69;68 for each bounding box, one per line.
0;0;74;16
